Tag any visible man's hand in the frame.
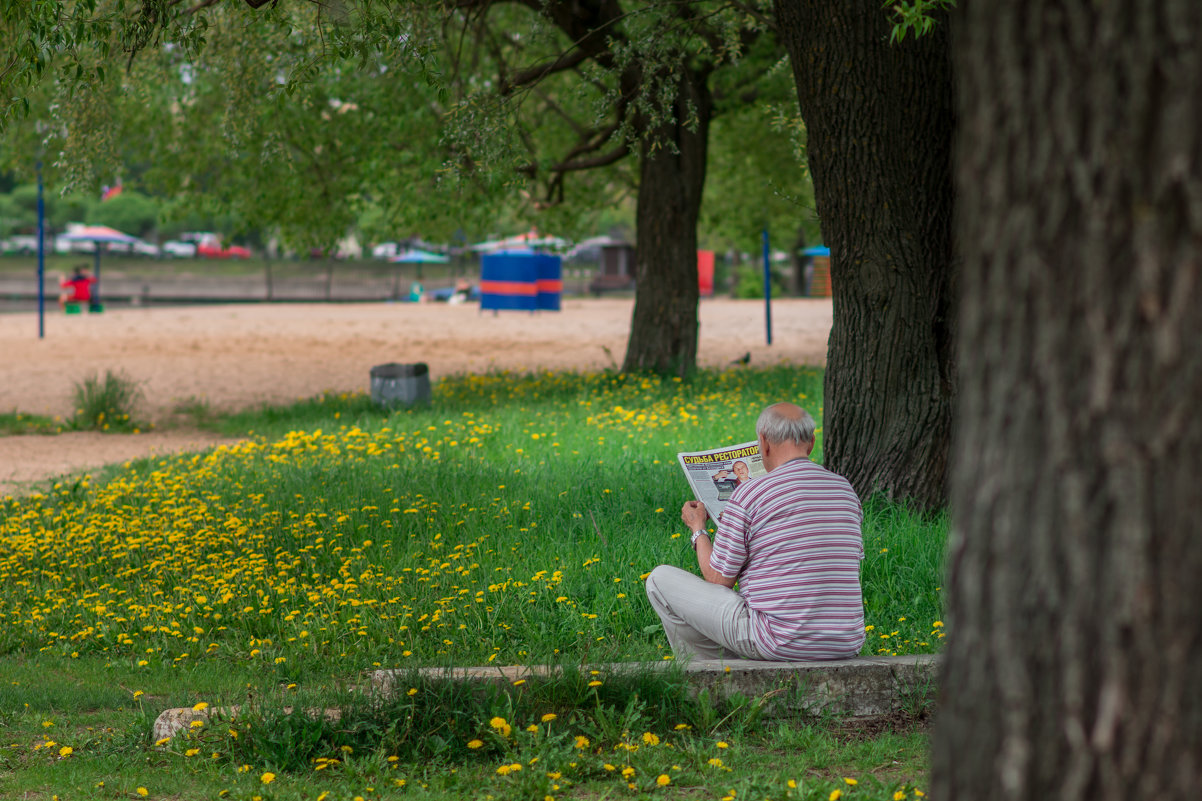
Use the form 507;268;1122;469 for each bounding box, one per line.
681;500;709;532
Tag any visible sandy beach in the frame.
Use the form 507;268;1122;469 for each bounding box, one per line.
1;297;832;494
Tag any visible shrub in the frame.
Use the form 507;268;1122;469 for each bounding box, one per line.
71;370;144;431
731;263;788;299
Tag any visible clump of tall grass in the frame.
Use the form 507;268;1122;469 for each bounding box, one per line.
71;370;144;432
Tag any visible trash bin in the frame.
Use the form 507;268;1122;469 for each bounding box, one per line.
370;362;431;408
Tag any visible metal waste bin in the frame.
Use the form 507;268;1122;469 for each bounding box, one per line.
370;362;431;408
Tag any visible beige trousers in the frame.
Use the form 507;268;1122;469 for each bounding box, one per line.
644;564;765;661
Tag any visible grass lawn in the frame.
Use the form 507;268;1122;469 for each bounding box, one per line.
0;366;943;800
0;410;65;435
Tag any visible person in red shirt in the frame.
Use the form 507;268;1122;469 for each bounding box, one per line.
58;266;96;310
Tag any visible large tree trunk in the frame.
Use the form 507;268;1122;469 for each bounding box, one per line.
934;2;1202;798
622;69;711;376
772;0;956;511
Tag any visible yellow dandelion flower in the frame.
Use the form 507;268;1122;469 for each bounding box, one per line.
136;789;149;798
260;772;276;784
588;680;602;687
467;739;484;749
844;778;858;786
657;774;671;786
642;732;660;746
716;740;729;748
574;735;590;749
191;702;209;712
830;790;842;801
58;746;73;757
541;713;557;722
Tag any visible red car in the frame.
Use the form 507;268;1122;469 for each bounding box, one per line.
187;232;251;259
196;241;252;259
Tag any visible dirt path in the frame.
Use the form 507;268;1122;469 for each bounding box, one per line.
0;298;832;496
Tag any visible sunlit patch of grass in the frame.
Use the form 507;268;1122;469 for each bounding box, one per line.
0;366;940;669
208;389;386;438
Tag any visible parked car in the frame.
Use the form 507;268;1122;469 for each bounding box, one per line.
55;235;96;254
372;241;400;260
102;239;160;257
198;241;251;259
186;232;251;259
5;234;42;254
162;240;198;258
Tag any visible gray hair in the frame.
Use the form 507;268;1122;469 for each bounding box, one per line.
755;403;816;446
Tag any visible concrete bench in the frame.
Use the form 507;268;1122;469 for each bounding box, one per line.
153;654;939;741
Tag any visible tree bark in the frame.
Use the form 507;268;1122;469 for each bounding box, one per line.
934;2;1202;798
772;0;956;511
622;68;711;375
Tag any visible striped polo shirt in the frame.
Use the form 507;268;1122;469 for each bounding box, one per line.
708;458;866;660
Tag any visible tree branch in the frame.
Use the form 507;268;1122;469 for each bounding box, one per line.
187;0;223;13
551;142;629;173
504;47;591;92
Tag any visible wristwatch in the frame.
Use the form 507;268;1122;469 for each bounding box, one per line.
690;530;707;548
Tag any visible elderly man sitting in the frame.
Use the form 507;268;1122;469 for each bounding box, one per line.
645;402;866;661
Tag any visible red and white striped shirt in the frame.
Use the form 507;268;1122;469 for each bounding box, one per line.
709;458;865;660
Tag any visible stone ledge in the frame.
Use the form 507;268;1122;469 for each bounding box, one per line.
153;655;939;741
152;705;342;743
373;654;940;720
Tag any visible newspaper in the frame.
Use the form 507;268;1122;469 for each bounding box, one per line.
676;440;766;522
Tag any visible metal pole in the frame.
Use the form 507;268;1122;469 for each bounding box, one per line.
92;245;102;310
36;160;45;338
762;228;772;346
